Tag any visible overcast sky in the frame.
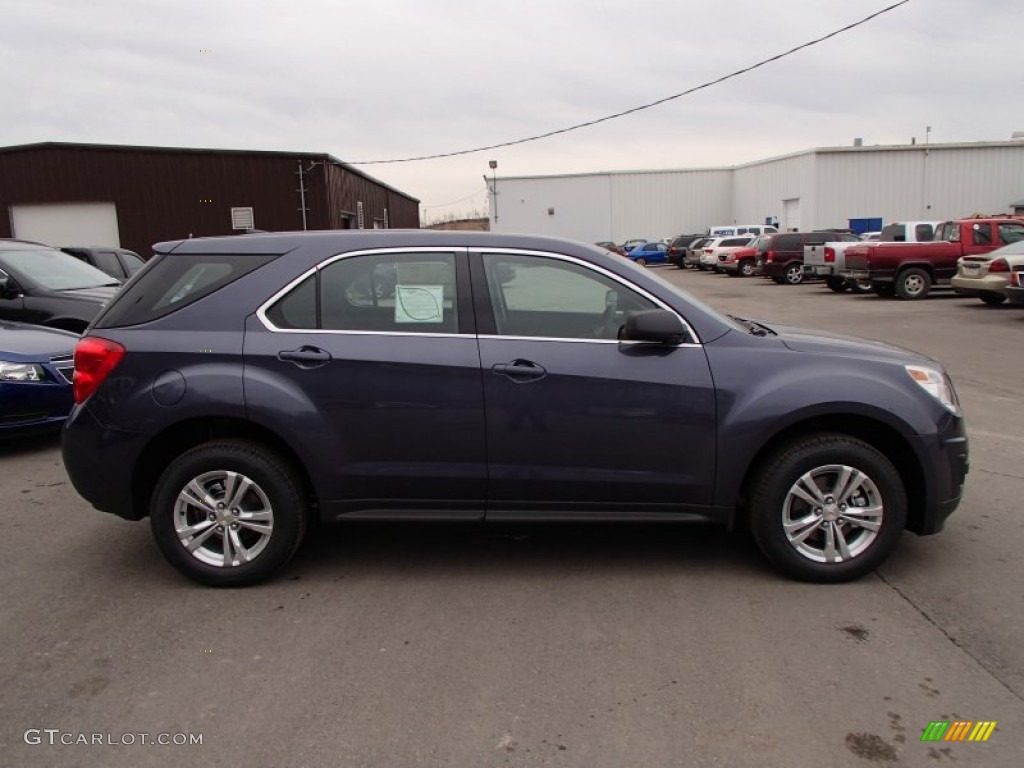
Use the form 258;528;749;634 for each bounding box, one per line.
6;0;1023;222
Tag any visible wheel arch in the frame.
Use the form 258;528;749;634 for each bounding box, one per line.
132;416;319;521
732;414;926;534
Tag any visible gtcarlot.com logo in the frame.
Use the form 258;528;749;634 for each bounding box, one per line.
24;729;203;747
921;721;997;743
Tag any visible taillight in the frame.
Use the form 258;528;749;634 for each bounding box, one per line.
824;247;836;263
704;249;712;254
988;258;1009;273
765;250;775;262
73;337;126;404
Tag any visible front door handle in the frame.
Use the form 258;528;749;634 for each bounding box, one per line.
491;359;547;382
278;346;332;368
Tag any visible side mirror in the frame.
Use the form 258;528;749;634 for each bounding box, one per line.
0;274;11;297
621;309;686;345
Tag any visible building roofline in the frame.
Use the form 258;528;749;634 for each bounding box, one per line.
0;141;420;203
496;139;1024;181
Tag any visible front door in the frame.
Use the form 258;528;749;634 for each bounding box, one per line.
472;250;717;518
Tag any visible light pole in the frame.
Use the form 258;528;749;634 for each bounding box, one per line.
488;160;498;227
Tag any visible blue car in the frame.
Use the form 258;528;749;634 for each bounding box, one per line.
0;321;77;437
628;241;669;266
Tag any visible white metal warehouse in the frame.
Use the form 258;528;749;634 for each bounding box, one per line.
487;139;1024;242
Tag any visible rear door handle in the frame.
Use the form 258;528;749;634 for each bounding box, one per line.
278;346;332;367
491;359;547;382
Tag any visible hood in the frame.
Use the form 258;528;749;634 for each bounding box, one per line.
55;285;120;303
770;323;934;365
0;321;78;358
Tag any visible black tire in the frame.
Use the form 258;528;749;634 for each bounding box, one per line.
850;279;871;294
771;276;786;284
150;440;308;587
980;294;1006;306
825;276;849;293
747;433;906;583
895;267;931;300
739;259;756;278
783;263;804;285
635;257;647;267
872;282;895;297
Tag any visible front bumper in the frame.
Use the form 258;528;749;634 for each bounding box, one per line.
907;414;969;535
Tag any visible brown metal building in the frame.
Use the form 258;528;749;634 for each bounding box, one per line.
0;142;420;256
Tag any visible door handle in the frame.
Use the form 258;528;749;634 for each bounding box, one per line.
491;359;547;382
278;346;332;367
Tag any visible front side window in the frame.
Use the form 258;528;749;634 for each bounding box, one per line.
121;251;146;275
319;252;458;333
997;222;1024;245
481;253;657;341
94;250;125;278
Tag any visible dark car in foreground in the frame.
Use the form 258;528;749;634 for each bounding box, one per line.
0;240;121;332
62;231;968;587
0;321;76;437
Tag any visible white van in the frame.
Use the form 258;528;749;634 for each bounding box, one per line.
706;224;778;237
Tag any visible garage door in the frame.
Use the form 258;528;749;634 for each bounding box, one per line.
782;198;801;232
10;202;121;247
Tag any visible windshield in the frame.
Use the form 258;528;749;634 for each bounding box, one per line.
0;249;118;290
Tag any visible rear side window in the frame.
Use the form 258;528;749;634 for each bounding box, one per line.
880;224;906;242
915;224;934;242
774;235;799;250
94;253;276;328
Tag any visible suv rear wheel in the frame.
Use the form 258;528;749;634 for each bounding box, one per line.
150;440;307;586
783;264;804;285
747;433;906;583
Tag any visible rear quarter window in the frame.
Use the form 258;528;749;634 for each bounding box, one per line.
94;253;276;328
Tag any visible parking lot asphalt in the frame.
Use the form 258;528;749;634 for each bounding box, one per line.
2;269;1022;768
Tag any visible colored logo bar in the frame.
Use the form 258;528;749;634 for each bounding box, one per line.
921;721;997;742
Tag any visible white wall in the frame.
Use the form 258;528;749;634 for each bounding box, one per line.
10;201;121;247
488;142;1024;241
491;174;612;242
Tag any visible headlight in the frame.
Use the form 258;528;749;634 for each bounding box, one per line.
0;361;47;382
905;365;959;414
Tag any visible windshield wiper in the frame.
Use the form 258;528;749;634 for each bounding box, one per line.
730;315;775;337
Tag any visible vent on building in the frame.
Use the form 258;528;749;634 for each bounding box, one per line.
357;201;365;229
853;138;863;147
383;207;389;229
231;207;255;230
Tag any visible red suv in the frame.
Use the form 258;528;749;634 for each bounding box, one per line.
755;232;859;285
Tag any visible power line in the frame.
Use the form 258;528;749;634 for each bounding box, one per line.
422;186;487;209
347;0;911;165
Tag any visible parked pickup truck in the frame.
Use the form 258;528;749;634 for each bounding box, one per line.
805;221;939;293
842;217;1024;299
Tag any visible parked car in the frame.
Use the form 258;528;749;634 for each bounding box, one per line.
716;243;759;277
0;320;76;437
61;246;145;281
684;237;713;268
628;241;670;266
950;240;1024;305
667;234;703;268
0;240;121;333
62;230;968;587
706;224;779;238
621;239;648;253
755;232;858;285
805;225;934;293
860;231;882;241
843;217;1024;299
699;236;755;271
1004;264;1024;306
595;241;625;256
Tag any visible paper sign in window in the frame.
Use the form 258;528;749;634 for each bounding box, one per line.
395;285;444;323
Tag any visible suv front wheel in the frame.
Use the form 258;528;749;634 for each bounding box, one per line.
150;440;308;586
747;433;906;583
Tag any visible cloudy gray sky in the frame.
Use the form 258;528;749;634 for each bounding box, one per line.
6;0;1022;222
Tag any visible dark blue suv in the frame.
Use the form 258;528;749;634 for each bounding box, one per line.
62;231;969;586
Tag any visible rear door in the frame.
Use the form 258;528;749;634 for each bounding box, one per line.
472;249;717;519
245;248;487;518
